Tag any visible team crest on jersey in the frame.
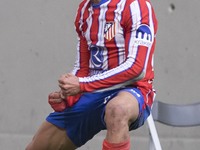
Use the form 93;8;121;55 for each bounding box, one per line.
104;22;118;41
134;24;153;47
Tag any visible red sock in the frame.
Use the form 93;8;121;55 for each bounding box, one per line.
102;139;130;150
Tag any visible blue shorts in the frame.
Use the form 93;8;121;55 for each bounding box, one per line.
46;87;150;147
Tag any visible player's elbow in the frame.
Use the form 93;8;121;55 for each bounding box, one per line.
134;70;145;81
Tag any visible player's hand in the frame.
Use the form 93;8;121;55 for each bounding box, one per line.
48;91;67;112
58;73;81;97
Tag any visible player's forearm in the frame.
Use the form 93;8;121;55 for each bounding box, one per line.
79;71;145;92
78;57;145;92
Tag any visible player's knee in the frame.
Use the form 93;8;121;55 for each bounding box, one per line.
105;103;129;129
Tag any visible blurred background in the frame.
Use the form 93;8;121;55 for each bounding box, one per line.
0;0;200;149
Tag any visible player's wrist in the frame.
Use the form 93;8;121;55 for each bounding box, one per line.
78;78;85;92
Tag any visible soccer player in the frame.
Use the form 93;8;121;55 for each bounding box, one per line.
26;0;158;149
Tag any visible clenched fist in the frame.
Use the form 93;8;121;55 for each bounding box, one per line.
58;73;81;98
48;91;67;112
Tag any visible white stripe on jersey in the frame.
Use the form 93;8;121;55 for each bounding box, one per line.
102;49;108;70
128;0;141;61
114;0;126;64
86;6;93;45
71;39;81;75
97;1;110;46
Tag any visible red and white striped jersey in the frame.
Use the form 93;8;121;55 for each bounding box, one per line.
72;0;158;106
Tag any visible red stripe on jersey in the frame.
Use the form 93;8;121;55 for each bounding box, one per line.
133;46;149;72
105;0;121;69
90;8;100;45
137;0;150;25
105;0;119;20
76;37;90;77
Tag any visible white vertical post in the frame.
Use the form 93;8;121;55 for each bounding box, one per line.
147;114;162;150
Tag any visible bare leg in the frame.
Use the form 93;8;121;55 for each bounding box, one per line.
26;121;76;150
104;91;139;143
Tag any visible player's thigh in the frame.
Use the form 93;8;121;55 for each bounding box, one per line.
26;121;76;150
105;91;139;124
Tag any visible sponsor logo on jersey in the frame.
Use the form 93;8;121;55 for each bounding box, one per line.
134;24;153;47
90;45;104;69
104;22;118;41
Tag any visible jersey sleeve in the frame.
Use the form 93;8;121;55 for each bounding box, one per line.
71;1;90;77
79;0;157;92
71;37;90;77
